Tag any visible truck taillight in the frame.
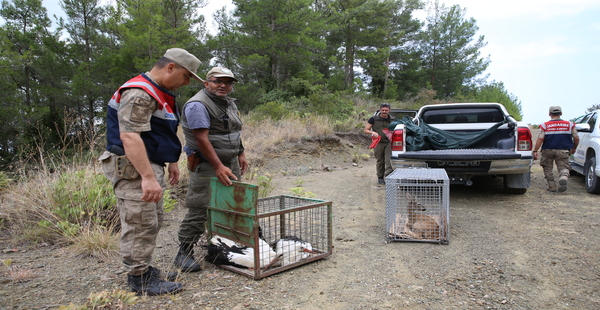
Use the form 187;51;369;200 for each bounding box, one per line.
517;127;532;151
391;129;404;151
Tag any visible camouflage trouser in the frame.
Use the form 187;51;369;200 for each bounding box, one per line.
177;157;241;244
374;140;393;178
540;149;571;183
99;151;165;276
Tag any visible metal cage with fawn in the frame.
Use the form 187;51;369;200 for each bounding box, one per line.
207;178;333;279
385;168;449;244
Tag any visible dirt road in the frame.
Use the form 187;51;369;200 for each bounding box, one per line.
2;136;599;309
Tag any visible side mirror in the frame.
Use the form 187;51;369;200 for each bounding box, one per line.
576;123;591;132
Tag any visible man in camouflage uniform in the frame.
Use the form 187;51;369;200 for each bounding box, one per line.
99;48;202;295
533;106;579;192
364;103;396;184
174;67;248;271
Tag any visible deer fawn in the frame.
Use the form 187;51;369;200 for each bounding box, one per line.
405;192;440;240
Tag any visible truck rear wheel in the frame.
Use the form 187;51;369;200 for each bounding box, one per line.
584;157;600;194
504;187;527;194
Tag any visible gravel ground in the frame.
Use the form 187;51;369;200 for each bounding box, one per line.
1;134;599;309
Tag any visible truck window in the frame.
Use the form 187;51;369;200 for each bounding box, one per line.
421;108;504;124
588;113;597;130
572;114;586;124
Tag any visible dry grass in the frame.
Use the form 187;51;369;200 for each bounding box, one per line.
67;226;119;260
58;289;138;309
242;114;333;158
1;260;36;283
0;163;120;247
0;170;62;243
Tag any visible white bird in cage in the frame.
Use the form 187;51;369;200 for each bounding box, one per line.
204;235;277;269
266;236;319;268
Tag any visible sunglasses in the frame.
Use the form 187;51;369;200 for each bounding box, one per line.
208;79;235;86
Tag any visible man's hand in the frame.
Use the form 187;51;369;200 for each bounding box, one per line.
215;165;237;186
121;131;162;203
141;178;163;203
167;162;180;185
238;152;249;175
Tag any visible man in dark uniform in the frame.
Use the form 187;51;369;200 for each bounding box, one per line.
174;67;248;272
364;103;396;184
99;48;202;295
533;106;579;192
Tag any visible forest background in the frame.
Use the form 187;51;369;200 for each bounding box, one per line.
0;0;527;169
0;1;539;304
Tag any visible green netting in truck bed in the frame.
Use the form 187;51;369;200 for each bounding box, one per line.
388;116;508;151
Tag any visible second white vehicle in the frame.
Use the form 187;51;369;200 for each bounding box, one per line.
570;110;600;194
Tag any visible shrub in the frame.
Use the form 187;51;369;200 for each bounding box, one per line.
289;178;316;198
246;170;275;198
51;170;117;228
0;171;11;192
0;165;178;244
163;189;177;213
251;101;290;121
68;226;119;260
289;187;316;198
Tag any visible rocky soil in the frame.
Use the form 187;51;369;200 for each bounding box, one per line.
1;133;600;309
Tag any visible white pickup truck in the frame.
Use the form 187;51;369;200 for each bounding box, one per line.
390;103;534;194
570;110;600;193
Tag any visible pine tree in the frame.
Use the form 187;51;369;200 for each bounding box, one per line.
420;1;489;98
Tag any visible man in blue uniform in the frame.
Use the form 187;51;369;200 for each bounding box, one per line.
533;106;579;192
99;48;202;295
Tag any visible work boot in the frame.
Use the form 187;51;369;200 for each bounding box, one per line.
558;176;568;192
174;242;202;272
547;181;557;192
148;265;178;282
378;177;385;185
127;267;184;296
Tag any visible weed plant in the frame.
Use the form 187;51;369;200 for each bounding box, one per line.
289;186;316;198
0;171;11;191
67;225;119;260
0;166;117;242
246;168;275;198
289;178;316;198
57;289;138;309
51;169;117;231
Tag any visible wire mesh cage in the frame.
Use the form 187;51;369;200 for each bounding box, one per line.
385;168;450;244
207;178;333;279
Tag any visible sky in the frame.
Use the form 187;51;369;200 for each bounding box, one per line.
42;0;600;125
445;0;600;124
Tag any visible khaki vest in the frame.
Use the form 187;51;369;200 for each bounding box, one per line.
181;89;243;163
372;114;395;143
